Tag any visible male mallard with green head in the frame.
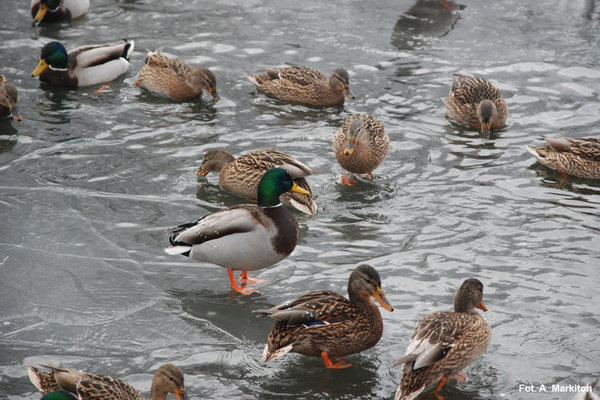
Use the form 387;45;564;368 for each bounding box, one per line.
29;363;186;400
333;114;389;186
394;278;491;400
198;148;317;215
166;168;309;295
246;66;354;107
527;137;600;180
254;264;393;368
445;74;507;136
31;0;89;24
135;49;219;101
31;40;134;88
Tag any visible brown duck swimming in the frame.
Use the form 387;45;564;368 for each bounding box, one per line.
527;137;600;180
254;264;393;369
445;74;507;136
135;49;219;101
198;148;317;215
394;278;491;400
0;73;21;121
246;66;354;107
28;363;186;400
333;114;390;186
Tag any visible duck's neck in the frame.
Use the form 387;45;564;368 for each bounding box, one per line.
348;293;384;345
149;388;168;400
262;205;298;256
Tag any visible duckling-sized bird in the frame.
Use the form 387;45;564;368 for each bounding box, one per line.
166;168;309;295
198;148;317;215
246;66;354;107
31;40;134;88
28;363;186;400
135;49;219;101
394;278;491;400
31;0;89;24
0;73;22;121
254;264;394;369
445;74;508;136
333;114;389;186
526;137;600;180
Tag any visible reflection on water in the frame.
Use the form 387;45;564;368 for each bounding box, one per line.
391;0;465;50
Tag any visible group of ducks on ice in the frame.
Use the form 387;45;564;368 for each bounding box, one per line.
10;1;600;400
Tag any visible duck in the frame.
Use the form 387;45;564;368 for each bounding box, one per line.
253;264;394;369
135;49;219;101
0;73;22;121
31;0;89;24
394;278;491;400
28;363;186;400
165;168;309;295
246;66;354;107
31;40;134;88
198;148;317;215
445;73;508;136
526;137;600;180
332;114;390;186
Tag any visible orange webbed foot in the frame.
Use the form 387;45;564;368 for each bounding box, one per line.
94;82;113;94
321;352;353;369
340;174;358;186
238;270;267;285
227;269;258;295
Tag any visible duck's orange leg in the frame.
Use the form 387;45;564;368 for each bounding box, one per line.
227;269;257;295
238;270;267;285
340;174;358;186
94;82;112;94
321;351;352;369
427;376;448;400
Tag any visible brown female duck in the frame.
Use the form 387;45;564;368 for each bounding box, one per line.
28;363;186;400
527;137;600;179
0;73;22;121
445;74;507;135
254;264;393;369
135;49;219;101
333;114;389;186
198;148;317;215
246;66;354;106
394;278;491;400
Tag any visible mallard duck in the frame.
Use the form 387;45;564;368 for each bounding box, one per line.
31;40;134;88
394;278;491;400
198;148;317;215
166;168;309;295
0;73;22;121
246;66;354;107
31;0;89;24
526;137;600;180
332;114;390;186
28;363;186;400
253;264;394;369
445;73;508;136
135;49;219;101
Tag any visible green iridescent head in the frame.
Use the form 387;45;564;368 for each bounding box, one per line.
257;168;310;207
31;42;68;77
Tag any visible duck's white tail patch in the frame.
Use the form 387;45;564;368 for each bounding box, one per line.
289;198;317;216
28;366;43;391
526;145;542;160
262;344;293;363
164;246;191;255
394;385;423;400
245;73;260;86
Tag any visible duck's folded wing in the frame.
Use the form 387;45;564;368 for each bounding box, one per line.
71;41;134;69
169;205;264;246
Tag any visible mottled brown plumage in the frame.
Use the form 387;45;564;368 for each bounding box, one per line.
445;74;508;135
527;137;600;179
246;66;354;107
254;264;393;368
135;50;219;101
0;73;21;121
394;278;491;400
198;148;317;215
333;114;389;185
28;363;186;400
